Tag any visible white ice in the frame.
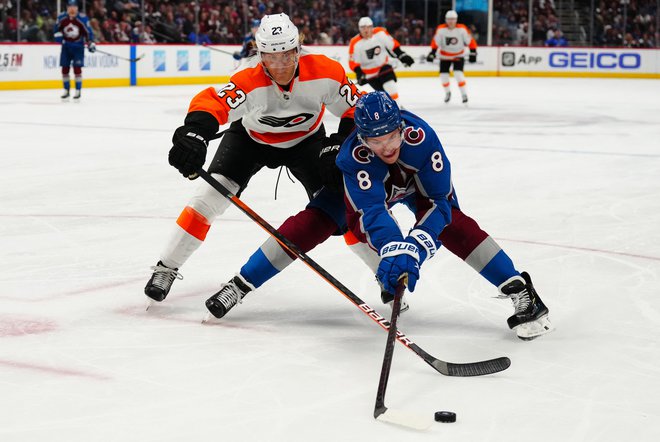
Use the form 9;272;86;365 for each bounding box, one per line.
1;76;659;442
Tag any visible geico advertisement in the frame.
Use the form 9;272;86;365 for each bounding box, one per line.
0;44;129;80
499;47;654;73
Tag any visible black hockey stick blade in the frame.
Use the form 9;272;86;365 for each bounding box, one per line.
410;342;511;377
197;169;511;377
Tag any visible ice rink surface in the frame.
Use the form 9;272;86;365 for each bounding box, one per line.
1;76;659;442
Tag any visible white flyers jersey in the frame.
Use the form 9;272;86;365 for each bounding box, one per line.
348;28;400;78
187;48;362;148
430;24;477;59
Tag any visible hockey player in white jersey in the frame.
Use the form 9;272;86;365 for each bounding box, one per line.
348;16;414;102
143;13;362;306
426;10;477;104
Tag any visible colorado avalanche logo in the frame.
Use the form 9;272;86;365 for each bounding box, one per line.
352;144;373;164
403;126;425;146
64;23;80;39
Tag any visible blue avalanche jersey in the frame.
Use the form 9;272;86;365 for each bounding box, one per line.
54;13;94;46
336;110;459;252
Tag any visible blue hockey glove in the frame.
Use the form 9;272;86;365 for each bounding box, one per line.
377;241;420;294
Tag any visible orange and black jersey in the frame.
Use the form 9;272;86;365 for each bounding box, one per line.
187;49;362;149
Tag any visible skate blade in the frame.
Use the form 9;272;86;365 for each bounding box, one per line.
515;315;554;340
201;312;216;324
145;298;156;311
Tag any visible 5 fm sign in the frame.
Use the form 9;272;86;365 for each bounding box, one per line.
0;53;23;71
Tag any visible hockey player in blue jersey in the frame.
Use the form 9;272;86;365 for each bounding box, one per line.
54;0;95;101
338;92;552;339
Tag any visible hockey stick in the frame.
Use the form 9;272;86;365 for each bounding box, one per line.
197;168;510;377
201;43;238;57
93;48;145;62
374;277;433;430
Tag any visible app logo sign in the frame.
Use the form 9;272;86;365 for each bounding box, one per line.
154;50;166;72
502;51;515;67
177;50;189;71
200;49;211;71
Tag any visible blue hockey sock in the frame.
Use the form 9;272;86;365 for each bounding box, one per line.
239;249;281;289
479;250;519;287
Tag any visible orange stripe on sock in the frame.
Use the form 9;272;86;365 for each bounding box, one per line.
458;81;466;87
176;206;210;241
442;82;450;87
343;230;360;246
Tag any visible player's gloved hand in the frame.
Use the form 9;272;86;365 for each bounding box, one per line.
354;66;368;86
398;52;414;67
377;240;420;294
469;49;477;63
88;42;96;53
426;50;436;63
319;133;345;192
169;126;208;179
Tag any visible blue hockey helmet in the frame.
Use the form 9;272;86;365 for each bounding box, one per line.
251;19;261;28
67;0;78;6
354;92;403;139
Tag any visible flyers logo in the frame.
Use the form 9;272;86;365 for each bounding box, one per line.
352;144;374;164
365;46;381;59
258;113;314;127
445;37;458;45
403;126;425;145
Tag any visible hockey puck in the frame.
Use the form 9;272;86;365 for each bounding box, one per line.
434;411;456;423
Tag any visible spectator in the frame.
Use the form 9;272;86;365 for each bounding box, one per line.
545;28;568;46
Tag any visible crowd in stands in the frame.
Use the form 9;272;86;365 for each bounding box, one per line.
594;0;656;48
1;0;656;48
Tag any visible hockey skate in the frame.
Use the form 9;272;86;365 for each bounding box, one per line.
444;91;451;103
73;89;81;102
381;290;409;314
498;272;553;340
461;94;468;104
204;275;254;321
144;261;183;303
61;90;70;102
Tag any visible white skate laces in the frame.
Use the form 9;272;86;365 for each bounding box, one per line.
215;279;246;310
148;263;183;291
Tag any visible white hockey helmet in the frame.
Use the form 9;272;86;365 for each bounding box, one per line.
358;16;373;28
255;13;300;53
445;10;458;20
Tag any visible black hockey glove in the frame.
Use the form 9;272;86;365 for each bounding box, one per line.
393;47;414;67
169;126;208;179
87;42;96;53
319;133;345;193
354;66;368;86
399;52;414;67
469;49;477;63
426;50;436;63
